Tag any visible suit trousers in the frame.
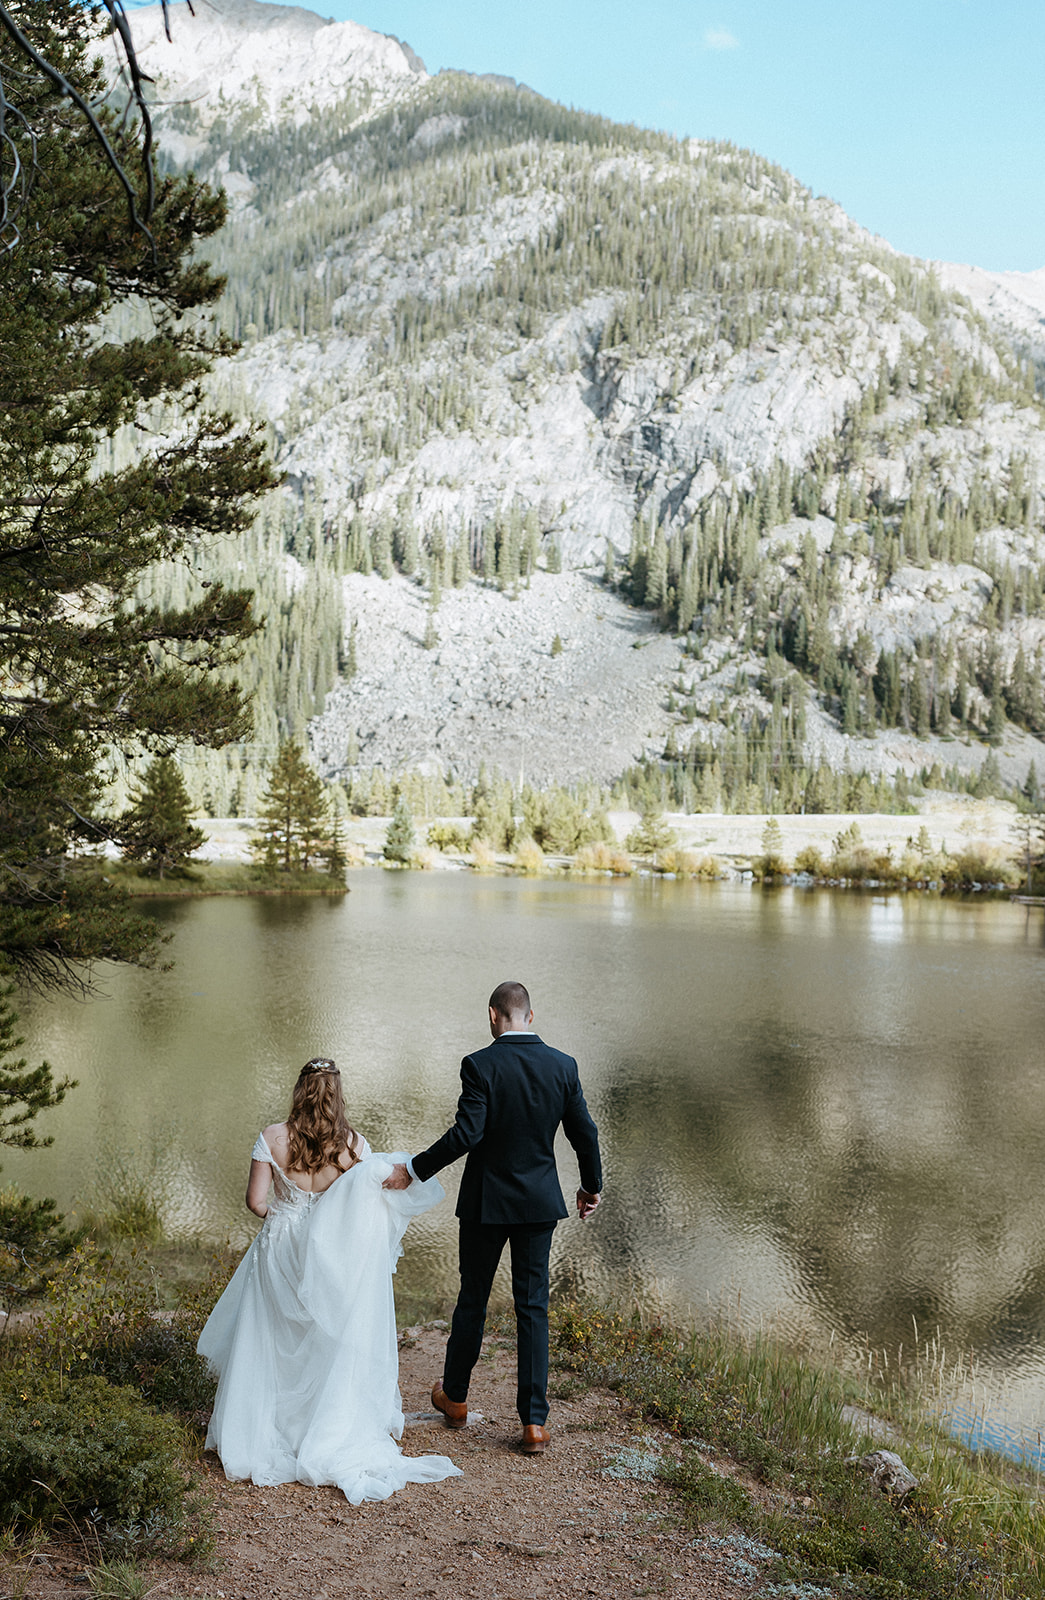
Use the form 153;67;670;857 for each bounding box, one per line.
442;1220;556;1425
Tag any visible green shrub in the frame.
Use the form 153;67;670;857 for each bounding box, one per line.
751;852;790;880
512;836;545;875
26;1241;214;1419
939;846;1018;890
571;840;633;875
659;1450;758;1529
0;1372;199;1551
426;821;472;852
552;1300;1017;1598
87;1321;215;1419
0;1186;82;1316
29;1243;158;1387
828;823;894;882
657;848;725;878
793;844;826;876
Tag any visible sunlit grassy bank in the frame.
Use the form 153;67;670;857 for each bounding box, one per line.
551;1302;1045;1598
96;861;347;897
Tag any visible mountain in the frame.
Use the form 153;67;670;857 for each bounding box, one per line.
124;0;425;151
122;0;1045;814
934;263;1045;386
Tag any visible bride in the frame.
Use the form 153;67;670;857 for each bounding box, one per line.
197;1058;461;1504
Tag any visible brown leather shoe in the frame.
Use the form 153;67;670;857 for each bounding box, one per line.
520;1424;550;1454
432;1380;468;1428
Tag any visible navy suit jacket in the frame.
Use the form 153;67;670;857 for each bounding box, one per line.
411;1033;602;1225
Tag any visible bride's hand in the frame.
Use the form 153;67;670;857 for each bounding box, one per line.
382;1162;413;1190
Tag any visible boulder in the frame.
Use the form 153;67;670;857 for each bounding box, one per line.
848;1448;919;1500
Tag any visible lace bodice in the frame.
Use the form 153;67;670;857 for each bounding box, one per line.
251;1130;372;1214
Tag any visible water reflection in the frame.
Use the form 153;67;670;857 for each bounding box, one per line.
7;874;1045;1450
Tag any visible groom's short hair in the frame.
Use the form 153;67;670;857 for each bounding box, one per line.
489;980;531;1020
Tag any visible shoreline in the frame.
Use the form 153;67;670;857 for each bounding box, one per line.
4;1258;1040;1599
129;797;1035;896
201;794;1027;866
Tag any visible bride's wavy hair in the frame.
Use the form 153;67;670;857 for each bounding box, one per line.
286;1059;359;1175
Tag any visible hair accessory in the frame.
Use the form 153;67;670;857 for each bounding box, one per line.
301;1057;339;1076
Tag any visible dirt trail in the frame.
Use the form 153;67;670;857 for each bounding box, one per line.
8;1326;766;1600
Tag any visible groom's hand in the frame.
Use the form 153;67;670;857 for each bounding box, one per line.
576;1188;601;1220
382;1162;414;1190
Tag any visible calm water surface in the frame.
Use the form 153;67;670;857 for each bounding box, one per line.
8;873;1045;1458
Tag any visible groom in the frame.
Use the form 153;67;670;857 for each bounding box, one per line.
383;980;602;1454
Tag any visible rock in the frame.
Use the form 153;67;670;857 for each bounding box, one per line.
848;1448;919;1500
840;1404;902;1448
310;570;678;785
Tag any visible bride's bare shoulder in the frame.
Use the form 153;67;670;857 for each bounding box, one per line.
261;1122;289;1158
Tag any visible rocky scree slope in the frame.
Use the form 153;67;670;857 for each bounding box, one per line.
124;0;1045;801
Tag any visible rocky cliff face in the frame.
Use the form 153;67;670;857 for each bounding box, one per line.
125;1;1045;802
125;0;425;157
935;263;1045;378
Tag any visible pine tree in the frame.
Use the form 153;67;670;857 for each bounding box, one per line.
624;808;675;859
756;814;788;877
117;758;207;880
372;514;394;579
383;797;415;864
320;814;348;880
253;743;330;872
0;2;274;1000
910;667;931;738
644;527;669;608
987;694;1007;747
0;984;74;1152
841;670;860;736
472;767;515;849
340;620;359;680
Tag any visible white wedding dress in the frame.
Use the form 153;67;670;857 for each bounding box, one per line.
197;1134;461;1504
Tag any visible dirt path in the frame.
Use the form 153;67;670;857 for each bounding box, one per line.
7;1325;768;1600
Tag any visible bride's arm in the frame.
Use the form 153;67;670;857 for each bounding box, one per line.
247;1122;286;1215
246;1159;271;1218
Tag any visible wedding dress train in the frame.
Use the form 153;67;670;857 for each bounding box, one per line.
197;1135;461;1504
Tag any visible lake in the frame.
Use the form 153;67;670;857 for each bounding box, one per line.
7;871;1045;1461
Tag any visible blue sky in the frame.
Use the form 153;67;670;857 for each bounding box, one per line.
314;0;1043;272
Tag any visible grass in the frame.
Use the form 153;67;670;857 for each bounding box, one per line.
551;1300;1045;1598
94;861;346;897
80;1148;168;1245
88;1559;151;1598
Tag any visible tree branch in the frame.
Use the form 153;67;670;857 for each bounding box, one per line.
0;1;196;252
